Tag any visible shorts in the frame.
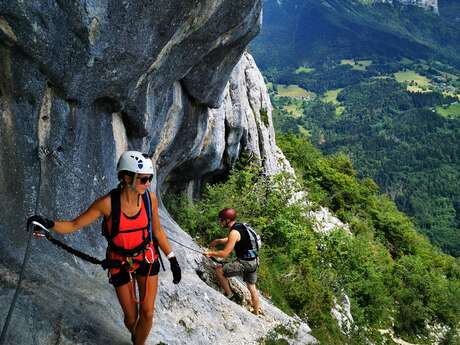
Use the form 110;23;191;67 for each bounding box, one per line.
109;260;160;288
223;259;258;285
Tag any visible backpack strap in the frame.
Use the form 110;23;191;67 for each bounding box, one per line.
111;188;121;239
102;188;121;241
142;191;153;243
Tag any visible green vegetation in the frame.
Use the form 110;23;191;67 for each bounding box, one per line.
271;74;460;257
322;88;343;104
295;66;315;74
436;102;460;119
247;2;460;341
283;104;303;118
400;57;413;65
260;108;270;126
323;88;345;116
341;59;373;71
394;71;430;85
166;137;460;345
258;324;296;345
394;70;432;92
276;84;313;99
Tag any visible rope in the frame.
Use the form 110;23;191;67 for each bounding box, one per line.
0;147;44;344
45;234;104;266
0;228;34;344
167;236;204;255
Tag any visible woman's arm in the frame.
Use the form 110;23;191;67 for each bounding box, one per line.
52;196;109;234
149;191;181;284
149;191;173;255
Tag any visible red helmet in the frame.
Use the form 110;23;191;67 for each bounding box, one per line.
218;208;237;221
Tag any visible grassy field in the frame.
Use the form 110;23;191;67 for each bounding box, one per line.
276;84;314;99
298;126;310;137
283;104;304;118
438;71;459;81
340;59;373;71
335;106;345;117
436;102;460;118
323;89;345;117
394;70;432;93
400;57;413;65
295;66;315;74
323;88;343;104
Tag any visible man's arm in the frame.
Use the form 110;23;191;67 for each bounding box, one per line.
205;230;240;258
209;237;229;248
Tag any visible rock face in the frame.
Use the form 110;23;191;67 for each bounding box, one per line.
0;1;315;344
378;0;439;13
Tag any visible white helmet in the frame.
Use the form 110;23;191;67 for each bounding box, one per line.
117;151;154;175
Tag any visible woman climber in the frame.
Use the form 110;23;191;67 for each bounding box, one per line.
27;151;181;345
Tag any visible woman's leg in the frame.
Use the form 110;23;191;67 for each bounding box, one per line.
115;281;139;334
133;274;158;345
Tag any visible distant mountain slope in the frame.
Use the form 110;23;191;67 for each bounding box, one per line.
439;0;460;21
251;0;460;70
250;0;460;256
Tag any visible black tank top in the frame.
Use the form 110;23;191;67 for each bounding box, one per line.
231;223;252;259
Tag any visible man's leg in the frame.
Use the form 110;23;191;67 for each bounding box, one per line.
246;282;260;315
215;265;233;296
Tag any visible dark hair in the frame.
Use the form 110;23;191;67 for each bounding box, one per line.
117;170;134;182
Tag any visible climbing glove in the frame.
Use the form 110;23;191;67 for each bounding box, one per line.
27;215;54;232
169;256;181;284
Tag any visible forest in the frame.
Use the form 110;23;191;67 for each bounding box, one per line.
271;66;460;257
167;137;460;345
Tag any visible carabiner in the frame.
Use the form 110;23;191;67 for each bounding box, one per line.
30;221;50;237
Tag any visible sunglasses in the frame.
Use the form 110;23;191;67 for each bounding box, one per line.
137;175;153;184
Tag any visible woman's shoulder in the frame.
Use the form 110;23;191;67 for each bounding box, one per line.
94;193;112;216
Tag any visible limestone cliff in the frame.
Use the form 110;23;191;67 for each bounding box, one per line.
377;0;439;13
0;1;314;344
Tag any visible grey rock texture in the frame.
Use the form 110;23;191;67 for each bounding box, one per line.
0;1;315;344
377;0;438;13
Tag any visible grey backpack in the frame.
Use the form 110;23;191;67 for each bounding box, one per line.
243;223;262;258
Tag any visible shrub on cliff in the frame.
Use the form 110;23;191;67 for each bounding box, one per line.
166;135;460;344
